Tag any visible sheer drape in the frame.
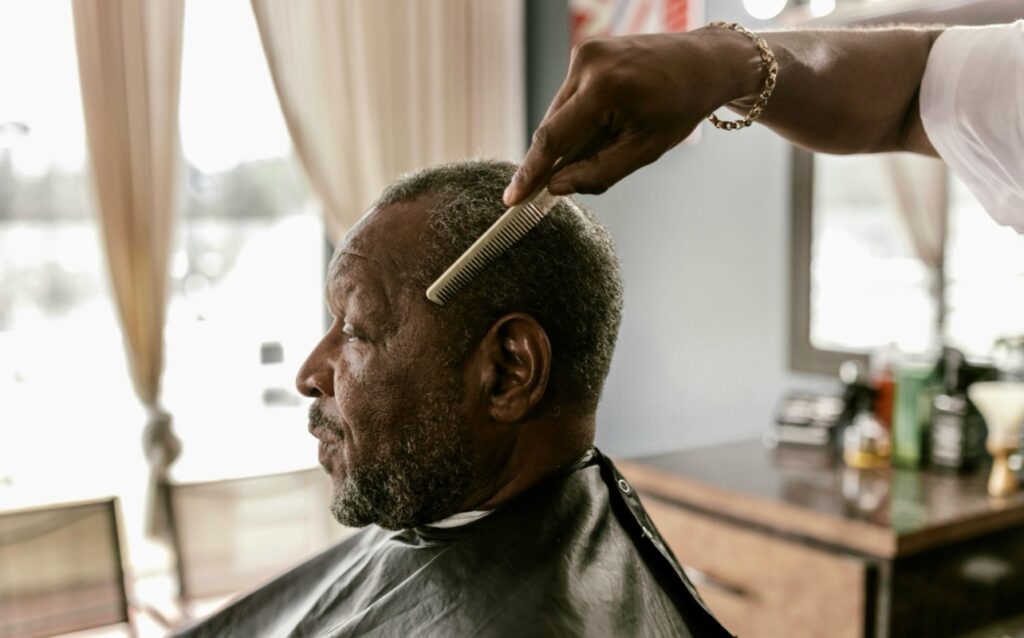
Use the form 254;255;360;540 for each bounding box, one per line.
72;0;184;539
251;0;525;243
884;153;949;332
885;154;948;273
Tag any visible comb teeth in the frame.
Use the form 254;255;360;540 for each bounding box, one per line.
426;189;560;305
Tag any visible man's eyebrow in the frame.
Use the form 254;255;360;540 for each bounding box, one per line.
322;258;397;318
323;282;379;320
322;280;337;313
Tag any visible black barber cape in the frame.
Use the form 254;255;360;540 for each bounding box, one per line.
177;450;733;637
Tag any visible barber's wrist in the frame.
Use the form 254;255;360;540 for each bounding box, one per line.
692;24;770;110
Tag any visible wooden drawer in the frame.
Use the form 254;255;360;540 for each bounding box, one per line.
643;496;868;638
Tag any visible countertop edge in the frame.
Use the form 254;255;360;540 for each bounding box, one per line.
615;458;899;559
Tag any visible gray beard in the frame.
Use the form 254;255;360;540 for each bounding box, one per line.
329;384;476;530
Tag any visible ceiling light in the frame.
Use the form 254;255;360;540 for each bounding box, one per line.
742;0;788;20
809;0;836;17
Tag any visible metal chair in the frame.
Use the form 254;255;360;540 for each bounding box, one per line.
166;467;350;613
0;497;133;638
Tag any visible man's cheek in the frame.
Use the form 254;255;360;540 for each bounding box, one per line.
333;348;377;396
333;365;392;426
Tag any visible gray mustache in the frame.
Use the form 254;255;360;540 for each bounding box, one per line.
309;403;342;437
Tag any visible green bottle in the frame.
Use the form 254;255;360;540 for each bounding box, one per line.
892;360;939;468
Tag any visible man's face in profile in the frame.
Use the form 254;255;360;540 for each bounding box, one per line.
296;199;477;530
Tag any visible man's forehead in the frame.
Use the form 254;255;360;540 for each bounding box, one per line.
326;198;434;295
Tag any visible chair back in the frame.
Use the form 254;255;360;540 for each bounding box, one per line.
168;468;349;601
0;497;130;638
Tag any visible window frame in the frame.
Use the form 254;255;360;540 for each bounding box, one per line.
788;147;869;375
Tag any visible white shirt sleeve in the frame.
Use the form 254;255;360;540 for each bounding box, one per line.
920;21;1024;234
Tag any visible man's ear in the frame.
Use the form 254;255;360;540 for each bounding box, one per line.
472;313;551;423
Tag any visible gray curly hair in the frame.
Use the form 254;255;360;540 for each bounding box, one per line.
373;159;624;410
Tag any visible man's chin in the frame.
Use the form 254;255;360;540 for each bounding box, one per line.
328;472;431;530
324;460;352;505
329;485;388;529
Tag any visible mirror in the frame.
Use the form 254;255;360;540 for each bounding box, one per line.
790;150;1024;375
788;0;1024;375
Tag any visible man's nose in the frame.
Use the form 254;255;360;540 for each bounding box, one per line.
296;337;336;398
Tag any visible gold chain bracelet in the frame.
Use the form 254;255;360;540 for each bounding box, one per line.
706;21;779;131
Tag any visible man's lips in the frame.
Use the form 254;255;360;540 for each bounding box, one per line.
313;427;344;470
318;439;339;467
308;403;344;468
308;403;343;439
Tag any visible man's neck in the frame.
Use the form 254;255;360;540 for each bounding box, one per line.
463;412;596;512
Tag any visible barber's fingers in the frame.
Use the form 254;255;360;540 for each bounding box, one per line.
504;93;603;206
536;43;591;140
547;135;668;196
542;76;578;124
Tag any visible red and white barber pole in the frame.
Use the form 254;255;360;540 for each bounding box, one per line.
569;0;704;44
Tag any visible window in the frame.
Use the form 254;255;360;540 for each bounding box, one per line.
0;0;323;573
790;148;1024;374
945;177;1024;354
0;2;141;499
785;0;1024;376
808;153;940;355
165;0;322;482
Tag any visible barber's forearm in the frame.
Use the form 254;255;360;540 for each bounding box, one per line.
734;27;943;155
505;24;946;204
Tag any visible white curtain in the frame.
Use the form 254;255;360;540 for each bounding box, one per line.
884;153;949;332
251;0;525;243
72;0;184;539
884;153;948;272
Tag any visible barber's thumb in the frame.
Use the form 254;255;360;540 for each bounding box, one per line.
504;168;535;206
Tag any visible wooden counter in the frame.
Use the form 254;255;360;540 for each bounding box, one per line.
617;439;1024;638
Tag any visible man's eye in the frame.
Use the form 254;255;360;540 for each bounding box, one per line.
342;323;364;342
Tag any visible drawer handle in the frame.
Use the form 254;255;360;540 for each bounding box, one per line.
682;565;753;600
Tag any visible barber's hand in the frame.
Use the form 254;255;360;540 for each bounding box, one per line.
504;28;760;205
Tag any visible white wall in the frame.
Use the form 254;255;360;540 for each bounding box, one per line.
525;0;831;457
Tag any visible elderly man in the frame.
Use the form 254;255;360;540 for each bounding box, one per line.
179;160;731;637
